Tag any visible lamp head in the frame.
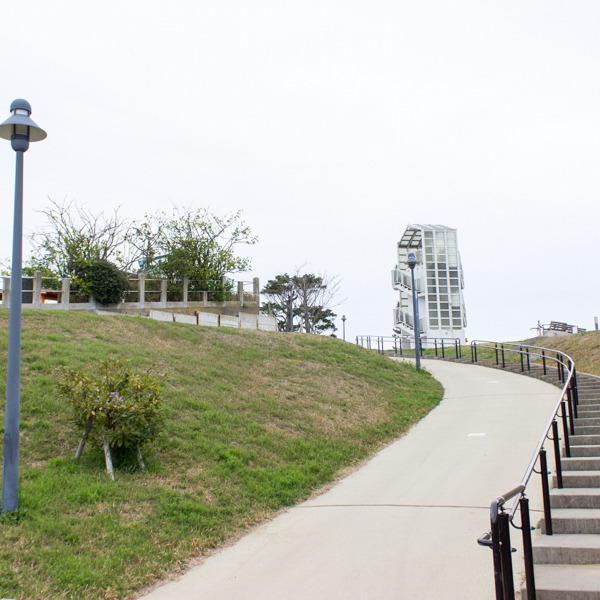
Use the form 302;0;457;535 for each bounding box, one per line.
407;252;417;270
0;99;47;152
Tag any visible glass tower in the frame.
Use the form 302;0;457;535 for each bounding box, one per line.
392;224;467;343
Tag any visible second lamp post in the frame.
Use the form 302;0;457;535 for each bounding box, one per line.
407;252;421;370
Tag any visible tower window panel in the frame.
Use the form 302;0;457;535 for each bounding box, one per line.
441;319;450;328
430;319;439;327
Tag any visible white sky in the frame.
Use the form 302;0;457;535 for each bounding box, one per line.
1;1;599;343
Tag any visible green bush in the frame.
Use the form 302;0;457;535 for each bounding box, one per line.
75;259;130;305
57;360;165;453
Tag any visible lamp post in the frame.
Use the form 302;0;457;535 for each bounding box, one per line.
407;252;421;370
342;315;346;341
0;99;46;512
288;279;294;333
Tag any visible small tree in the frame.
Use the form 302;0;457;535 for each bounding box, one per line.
261;271;341;334
57;360;165;478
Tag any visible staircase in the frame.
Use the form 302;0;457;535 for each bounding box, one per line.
523;373;600;599
434;355;600;597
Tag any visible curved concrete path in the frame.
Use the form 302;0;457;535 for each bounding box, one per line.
139;359;560;600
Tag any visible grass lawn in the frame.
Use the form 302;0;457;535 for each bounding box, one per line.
0;310;442;600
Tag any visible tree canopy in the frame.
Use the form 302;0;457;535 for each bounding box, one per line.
23;201;256;295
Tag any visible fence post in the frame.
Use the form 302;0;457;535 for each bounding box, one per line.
237;281;244;306
61;277;70;309
1;277;9;308
160;279;168;307
138;273;146;309
183;277;189;305
33;270;42;308
253;277;260;304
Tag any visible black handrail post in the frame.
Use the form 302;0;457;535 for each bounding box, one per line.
491;513;505;600
441;338;445;358
542;350;546;375
526;347;531;371
495;343;499;365
552;420;563;489
566;391;575;436
502;344;505;368
520;346;525;372
498;511;516;599
434;339;438;357
455;339;459;359
399;338;403;357
571;368;579;415
561;401;571;458
520;496;537;600
556;353;561;382
540;449;553;535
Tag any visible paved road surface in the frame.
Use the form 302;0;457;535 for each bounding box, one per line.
139;359;559;600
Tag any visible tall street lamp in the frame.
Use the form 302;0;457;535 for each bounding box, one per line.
0;99;46;512
407;252;421;370
341;315;346;341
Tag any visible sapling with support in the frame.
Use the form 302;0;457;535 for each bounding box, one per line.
57;360;165;479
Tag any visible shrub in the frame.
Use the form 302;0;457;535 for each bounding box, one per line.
57;360;165;455
75;259;131;305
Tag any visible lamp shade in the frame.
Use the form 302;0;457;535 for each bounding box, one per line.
0;99;47;142
407;252;417;269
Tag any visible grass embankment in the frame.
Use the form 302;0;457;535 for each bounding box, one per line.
522;331;600;376
0;311;442;600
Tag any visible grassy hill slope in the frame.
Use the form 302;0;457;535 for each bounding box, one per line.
0;310;442;600
523;331;600;376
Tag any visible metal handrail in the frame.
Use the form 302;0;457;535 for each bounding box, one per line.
470;340;577;600
355;335;463;360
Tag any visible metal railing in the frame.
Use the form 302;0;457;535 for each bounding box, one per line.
471;341;578;600
355;335;463;360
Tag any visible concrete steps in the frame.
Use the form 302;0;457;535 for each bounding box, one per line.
522;372;600;599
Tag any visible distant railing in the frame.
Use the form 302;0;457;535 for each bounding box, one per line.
1;272;261;311
470;341;578;600
355;335;463;359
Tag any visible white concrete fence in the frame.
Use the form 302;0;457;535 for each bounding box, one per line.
1;272;260;312
148;310;278;332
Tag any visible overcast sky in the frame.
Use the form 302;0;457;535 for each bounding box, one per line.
1;1;599;343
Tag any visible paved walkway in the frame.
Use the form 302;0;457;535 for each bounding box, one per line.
139;359;560;600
